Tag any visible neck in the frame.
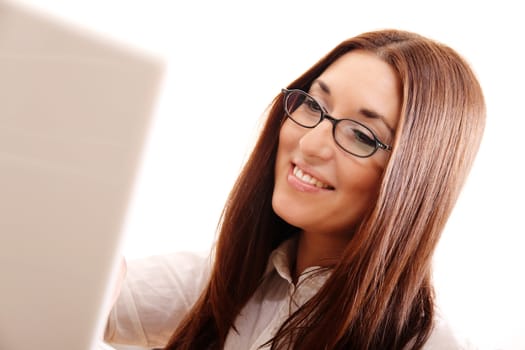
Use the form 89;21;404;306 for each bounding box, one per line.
293;230;350;281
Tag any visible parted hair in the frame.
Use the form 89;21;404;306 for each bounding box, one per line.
165;29;486;350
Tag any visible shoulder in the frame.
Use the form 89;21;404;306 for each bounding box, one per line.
423;309;478;350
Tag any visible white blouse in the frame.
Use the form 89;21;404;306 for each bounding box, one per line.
104;239;476;349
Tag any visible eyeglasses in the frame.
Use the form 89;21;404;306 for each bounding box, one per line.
281;89;392;158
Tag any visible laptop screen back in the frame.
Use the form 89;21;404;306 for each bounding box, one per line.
0;3;163;349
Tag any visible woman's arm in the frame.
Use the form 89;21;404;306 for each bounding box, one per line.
104;251;212;348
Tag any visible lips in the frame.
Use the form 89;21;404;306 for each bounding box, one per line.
292;164;334;190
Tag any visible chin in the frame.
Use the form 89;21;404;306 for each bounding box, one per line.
272;194;301;226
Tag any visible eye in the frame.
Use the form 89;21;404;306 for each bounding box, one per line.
304;98;323;113
353;129;376;147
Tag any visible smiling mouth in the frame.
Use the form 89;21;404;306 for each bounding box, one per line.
292;165;334;190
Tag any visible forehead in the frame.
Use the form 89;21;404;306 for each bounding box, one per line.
315;50;402;130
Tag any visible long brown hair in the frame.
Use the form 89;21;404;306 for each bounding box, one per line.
165;29;486;349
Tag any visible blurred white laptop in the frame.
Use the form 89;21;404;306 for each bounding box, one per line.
0;2;163;349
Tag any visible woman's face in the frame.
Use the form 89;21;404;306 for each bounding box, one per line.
272;50;401;237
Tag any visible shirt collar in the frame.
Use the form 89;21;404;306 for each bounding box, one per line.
263;237;297;283
263;236;332;286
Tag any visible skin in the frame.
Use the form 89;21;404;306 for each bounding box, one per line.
272;50;402;279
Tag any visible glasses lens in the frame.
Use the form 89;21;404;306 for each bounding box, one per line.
335;120;378;157
285;90;322;127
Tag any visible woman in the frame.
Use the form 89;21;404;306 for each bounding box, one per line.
105;29;485;349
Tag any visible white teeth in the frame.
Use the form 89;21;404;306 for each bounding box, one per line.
293;165;331;189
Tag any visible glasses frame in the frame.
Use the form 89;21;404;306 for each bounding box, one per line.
281;88;392;158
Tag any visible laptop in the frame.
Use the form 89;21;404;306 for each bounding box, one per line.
0;2;163;349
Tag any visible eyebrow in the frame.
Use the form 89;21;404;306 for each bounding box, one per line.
312;79;396;135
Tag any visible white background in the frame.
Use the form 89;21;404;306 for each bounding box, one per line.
14;1;525;349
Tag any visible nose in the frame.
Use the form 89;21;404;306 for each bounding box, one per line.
298;119;335;161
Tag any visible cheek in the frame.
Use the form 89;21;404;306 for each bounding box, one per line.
339;165;382;192
278;120;300;148
275;121;299;166
335;158;384;213
336;148;386;189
